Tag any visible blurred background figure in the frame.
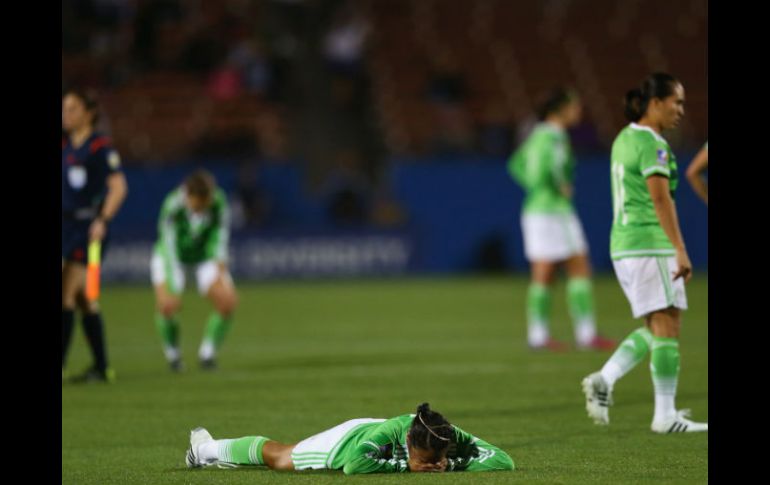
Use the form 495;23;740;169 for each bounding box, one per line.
152;169;238;372
62;89;128;383
508;88;615;352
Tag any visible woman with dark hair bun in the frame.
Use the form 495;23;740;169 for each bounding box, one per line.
582;73;708;434
183;403;514;474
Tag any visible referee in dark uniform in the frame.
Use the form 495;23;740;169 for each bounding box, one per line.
62;89;128;382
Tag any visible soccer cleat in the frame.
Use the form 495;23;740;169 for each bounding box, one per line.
577;335;617;351
529;338;570;352
186;427;215;468
169;358;185;373
200;358;217;371
69;366;116;384
651;409;708;434
582;372;612;425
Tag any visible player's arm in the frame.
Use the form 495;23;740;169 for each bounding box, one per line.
507;147;527;187
158;192;183;293
209;190;231;268
447;428;514;472
90;147;128;241
342;436;408;474
550;137;572;199
685;145;708;205
647;175;691;283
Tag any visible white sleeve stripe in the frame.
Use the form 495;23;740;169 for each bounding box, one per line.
641;166;670;176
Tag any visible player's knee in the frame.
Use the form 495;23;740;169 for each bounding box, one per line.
212;288;237;316
216;296;237;316
158;298;181;317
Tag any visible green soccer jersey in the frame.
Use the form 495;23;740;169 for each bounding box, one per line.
154;187;230;268
333;414;514;474
508;122;575;214
609;123;679;259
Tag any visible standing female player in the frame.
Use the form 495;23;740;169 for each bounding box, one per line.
508;88;615;351
185;403;514;474
62;89;128;382
582;73;707;433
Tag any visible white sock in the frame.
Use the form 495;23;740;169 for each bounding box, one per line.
528;322;549;347
163;346;180;362
199;340;215;360
599;362;623;388
653;393;676;423
198;440;219;463
575;318;596;346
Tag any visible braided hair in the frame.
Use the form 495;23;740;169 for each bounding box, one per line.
408;403;454;452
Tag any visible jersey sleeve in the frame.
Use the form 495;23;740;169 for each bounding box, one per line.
638;136;671;179
90;137;123;175
446;426;514;472
342;422;409;475
507;146;528;188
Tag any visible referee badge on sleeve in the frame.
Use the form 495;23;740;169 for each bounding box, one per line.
108;150;121;169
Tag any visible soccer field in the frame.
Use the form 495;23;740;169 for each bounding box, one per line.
62;275;708;484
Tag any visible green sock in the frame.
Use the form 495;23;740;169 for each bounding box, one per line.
155;313;180;361
527;283;551;346
600;327;652;386
651;337;680;422
567;278;596;344
200;313;233;360
218;436;269;465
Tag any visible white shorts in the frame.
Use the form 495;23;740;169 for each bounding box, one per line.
521;212;588;262
150;252;232;295
612;256;688;319
291;418;385;470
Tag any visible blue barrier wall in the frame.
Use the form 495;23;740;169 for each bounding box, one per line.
103;154;707;280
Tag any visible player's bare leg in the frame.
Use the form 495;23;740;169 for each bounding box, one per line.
198;272;238;369
527;261;566;350
186;427;295;470
62;262;86;372
565;254;615;350
154;284;183;371
645;308;706;432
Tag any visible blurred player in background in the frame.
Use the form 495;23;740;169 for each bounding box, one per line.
152;169;237;371
508;88;615;351
185;402;514;474
686;142;708;205
582;73;707;433
62;89;128;383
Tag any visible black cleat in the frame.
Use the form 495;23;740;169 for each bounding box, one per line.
69;366;116;384
199;358;217;371
169;358;185;373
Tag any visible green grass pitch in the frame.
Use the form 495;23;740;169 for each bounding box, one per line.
62;275;708;484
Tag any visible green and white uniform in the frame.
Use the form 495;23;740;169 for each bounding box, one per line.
212;414;514;474
508;122;587;262
151;187;231;295
609;123;687;318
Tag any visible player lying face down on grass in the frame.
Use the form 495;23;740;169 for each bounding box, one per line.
186;403;514;474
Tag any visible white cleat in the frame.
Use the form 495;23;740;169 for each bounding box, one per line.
582;372;613;425
186;427;215;468
651;409;708;434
